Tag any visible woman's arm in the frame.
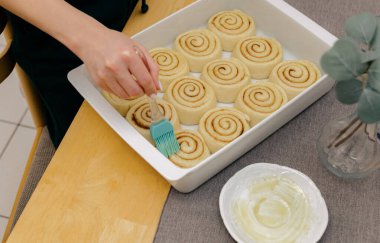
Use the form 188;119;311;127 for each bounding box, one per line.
0;0;160;98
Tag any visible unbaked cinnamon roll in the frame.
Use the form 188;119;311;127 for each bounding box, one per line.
149;48;189;91
269;60;321;99
164;76;217;125
208;10;256;51
198;107;250;153
235;82;288;126
126;99;180;144
233;36;283;79
174;29;222;72
101;90;147;116
201;58;251;103
169;129;210;168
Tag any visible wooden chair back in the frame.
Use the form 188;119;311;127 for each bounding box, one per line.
1;8;47;242
0;8;46;127
0;8;15;83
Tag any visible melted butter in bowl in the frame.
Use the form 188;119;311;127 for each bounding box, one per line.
219;163;328;243
233;176;311;242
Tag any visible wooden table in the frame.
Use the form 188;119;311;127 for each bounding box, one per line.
7;1;194;242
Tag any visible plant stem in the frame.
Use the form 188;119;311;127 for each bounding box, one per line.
357;72;369;90
327;117;359;149
364;123;377;142
333;121;363;148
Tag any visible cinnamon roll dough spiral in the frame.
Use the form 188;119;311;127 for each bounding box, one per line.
101;90;146;116
126;99;180;144
164;76;217;125
199;107;250;153
149;48;189;91
235;82;288;126
201;58;251;103
208;10;256;51
269;60;321;100
174;29;222;72
169;129;210;168
233;36;283;79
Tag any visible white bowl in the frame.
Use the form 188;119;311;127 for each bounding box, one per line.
219;163;328;243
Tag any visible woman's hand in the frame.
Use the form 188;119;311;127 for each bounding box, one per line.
0;0;158;98
78;28;160;99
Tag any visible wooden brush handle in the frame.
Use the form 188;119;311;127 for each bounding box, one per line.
149;94;164;123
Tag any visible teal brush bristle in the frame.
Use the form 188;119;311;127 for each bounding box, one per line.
150;119;180;157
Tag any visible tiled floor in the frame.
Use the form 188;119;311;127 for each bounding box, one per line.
0;69;36;241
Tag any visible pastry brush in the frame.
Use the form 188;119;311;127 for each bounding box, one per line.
133;45;179;157
149;94;180;157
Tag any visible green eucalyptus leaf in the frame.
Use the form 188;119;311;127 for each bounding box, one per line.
321;39;368;80
344;12;377;45
368;59;380;92
357;87;380;123
370;16;380;50
335;78;363;104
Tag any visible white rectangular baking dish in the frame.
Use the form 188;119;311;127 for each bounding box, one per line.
68;0;337;192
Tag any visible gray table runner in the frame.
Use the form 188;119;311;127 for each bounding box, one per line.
154;0;380;242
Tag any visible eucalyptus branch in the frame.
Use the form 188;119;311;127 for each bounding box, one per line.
321;12;380;123
358;72;368;89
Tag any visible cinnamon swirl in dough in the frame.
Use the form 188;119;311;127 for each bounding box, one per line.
233;36;283;79
199;107;250;153
126;99;180;144
208;10;256;51
149;48;189;91
269;60;321;100
201;58;250;103
169;129;210;168
174;29;222;72
101;90;146;116
164;76;217;125
235;82;288;126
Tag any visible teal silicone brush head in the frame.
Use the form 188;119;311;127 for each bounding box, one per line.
150;119;180;157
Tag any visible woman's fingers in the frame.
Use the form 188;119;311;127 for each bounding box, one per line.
126;52;157;95
112;65;144;97
136;44;161;91
91;66;129;98
99;84;113;95
105;77;130;99
103;52;146;98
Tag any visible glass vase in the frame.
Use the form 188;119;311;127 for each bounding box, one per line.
317;112;380;178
